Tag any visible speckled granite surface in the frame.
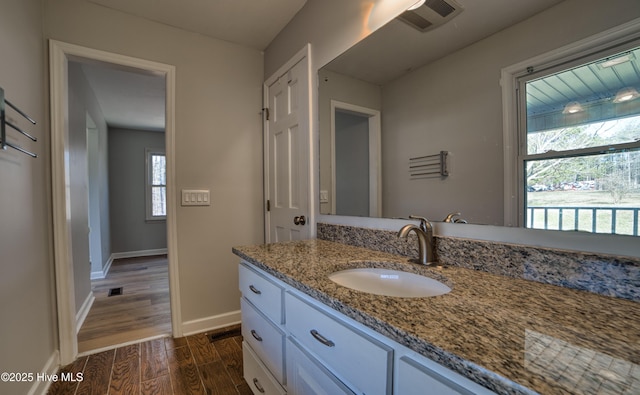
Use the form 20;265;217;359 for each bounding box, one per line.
232;239;640;395
317;223;640;301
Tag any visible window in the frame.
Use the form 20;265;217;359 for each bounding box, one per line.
516;42;640;236
146;149;166;220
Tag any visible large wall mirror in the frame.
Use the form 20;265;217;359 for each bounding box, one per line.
318;0;640;238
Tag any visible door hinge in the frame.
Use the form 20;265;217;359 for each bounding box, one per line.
262;107;270;121
266;199;270;211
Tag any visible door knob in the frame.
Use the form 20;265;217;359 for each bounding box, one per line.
293;215;306;225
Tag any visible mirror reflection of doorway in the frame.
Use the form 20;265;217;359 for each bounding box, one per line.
331;101;381;217
335;110;370;216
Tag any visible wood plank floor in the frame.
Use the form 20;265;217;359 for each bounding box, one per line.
78;255;171;353
48;325;252;395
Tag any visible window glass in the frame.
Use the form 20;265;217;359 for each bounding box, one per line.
152;154;166;185
521;45;640;236
147;151;166;220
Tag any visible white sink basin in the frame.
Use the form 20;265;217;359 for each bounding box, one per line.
328;268;451;298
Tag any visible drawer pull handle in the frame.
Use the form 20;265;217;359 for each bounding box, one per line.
310;329;335;347
251;329;263;342
252;378;265;393
249;285;261;294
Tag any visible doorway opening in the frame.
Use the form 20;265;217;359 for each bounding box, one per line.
330;100;381;217
50;40;180;364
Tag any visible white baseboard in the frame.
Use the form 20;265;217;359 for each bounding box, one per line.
90;256;114;280
181;310;241;336
111;248;168;260
91;249;167;280
27;350;59;395
76;292;95;334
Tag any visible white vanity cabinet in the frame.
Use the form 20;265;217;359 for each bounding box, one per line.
239;263;286;394
239;261;496;395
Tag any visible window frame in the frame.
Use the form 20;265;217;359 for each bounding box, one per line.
501;19;640;228
145;148;167;221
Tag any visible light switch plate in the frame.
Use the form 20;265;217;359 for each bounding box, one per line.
181;189;210;206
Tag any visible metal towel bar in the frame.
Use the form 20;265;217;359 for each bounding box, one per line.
409;150;448;178
1;86;37;158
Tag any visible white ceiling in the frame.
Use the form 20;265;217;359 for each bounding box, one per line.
86;0;307;50
324;0;566;85
81;0;568;131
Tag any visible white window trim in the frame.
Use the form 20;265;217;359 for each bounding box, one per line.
501;17;640;227
145;147;166;221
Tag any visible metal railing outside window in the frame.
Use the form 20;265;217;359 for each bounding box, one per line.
527;206;640;236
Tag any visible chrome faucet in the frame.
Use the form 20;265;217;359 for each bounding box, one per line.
397;215;434;265
443;212;467;223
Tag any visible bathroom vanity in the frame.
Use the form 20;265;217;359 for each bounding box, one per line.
233;239;639;395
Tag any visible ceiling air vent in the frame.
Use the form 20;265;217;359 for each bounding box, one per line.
398;0;463;33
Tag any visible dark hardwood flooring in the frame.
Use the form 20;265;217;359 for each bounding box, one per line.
48;325;252;395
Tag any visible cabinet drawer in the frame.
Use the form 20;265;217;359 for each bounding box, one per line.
286;337;356;395
285;292;392;395
241;298;285;384
239;263;283;324
243;341;286;395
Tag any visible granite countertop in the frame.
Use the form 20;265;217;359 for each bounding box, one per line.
232;239;639;395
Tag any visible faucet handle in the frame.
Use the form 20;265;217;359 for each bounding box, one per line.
409;215;430;233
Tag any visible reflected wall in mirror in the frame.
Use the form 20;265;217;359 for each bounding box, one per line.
318;0;640;229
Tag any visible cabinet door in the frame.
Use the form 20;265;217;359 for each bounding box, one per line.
397;356;495;395
286;337;356;395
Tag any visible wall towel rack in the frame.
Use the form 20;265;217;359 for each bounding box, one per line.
1;86;38;158
409;151;448;179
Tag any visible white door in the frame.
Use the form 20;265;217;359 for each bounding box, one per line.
264;47;311;242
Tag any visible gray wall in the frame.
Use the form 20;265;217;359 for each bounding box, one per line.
68;62;111;313
0;1;56;394
109;127;167;253
45;0;264;325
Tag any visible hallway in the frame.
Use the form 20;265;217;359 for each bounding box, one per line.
77;255;171;353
